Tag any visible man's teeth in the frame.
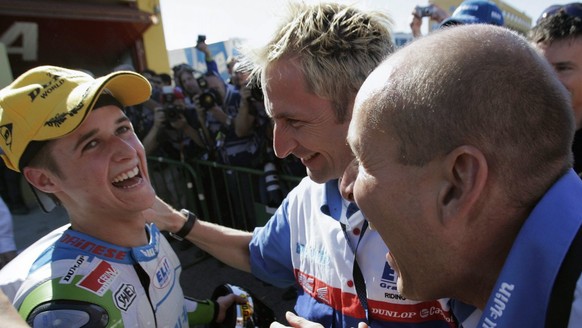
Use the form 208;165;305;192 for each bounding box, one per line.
112;167;139;183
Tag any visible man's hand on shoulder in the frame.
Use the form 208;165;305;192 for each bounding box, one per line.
143;196;184;233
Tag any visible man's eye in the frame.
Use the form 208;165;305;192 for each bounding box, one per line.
83;140;98;151
555;64;572;72
287;118;301;127
117;125;131;134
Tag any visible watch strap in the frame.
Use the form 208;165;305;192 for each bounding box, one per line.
169;209;197;241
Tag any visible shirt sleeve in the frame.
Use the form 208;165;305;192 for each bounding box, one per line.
185;297;217;325
249;198;296;288
205;59;219;77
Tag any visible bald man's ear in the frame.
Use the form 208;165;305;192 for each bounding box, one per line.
438;145;488;226
22;167;59;194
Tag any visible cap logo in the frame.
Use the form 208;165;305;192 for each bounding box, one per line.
42;74;91;128
460;4;478;11
0;123;12;149
45;97;85;128
27;72;63;102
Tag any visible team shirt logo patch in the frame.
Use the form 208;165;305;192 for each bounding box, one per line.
114;283;137;311
60;255;88;284
154;257;172;289
297;272;315;293
77;260;119;296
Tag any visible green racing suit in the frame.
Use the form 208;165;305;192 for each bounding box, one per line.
0;223;216;327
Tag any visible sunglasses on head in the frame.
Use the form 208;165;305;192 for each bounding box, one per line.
536;2;582;25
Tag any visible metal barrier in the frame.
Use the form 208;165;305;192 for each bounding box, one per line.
147;156;304;230
147;156;210;220
188;158;304;230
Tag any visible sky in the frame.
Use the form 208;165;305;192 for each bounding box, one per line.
159;0;567;50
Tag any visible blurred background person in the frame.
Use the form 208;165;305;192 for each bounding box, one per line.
0;196;17;269
410;0;504;38
0;161;29;216
409;2;450;38
529;2;582;174
226;56;240;88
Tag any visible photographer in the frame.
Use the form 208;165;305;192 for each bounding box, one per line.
234;63;268;140
142;87;211;161
200;68;269;229
409;3;449;38
409;0;504;39
174;36;219;105
130;78;211;211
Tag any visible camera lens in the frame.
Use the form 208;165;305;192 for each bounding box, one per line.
199;91;216;110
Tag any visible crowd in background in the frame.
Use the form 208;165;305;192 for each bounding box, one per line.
117;39;306;230
123;40;304;175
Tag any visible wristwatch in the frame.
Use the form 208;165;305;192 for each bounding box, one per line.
169;209;197;241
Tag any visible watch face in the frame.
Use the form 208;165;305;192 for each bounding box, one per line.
169;232;184;241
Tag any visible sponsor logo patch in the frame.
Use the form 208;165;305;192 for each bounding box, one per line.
114;283;137;311
297;272;315;293
60;255;88;284
154;257;172;289
380;262;398;291
77;260;119;296
60;233;128;260
316;287;329;302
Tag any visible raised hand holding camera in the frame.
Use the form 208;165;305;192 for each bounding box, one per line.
413;5;434;18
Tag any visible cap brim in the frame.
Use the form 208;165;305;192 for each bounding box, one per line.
94;71;152;109
440;16;479;27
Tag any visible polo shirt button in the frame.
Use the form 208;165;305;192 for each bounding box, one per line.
347;280;354;288
353;227;361;235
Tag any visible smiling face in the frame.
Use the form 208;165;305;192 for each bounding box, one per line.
264;58;354;183
346;108;445;301
343;60;460;302
27;105;156;221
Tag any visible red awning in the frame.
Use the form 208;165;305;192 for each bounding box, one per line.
0;0;154;76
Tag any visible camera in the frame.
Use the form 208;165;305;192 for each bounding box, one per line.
414;5;434;18
161;86;183;122
196;77;221;110
163;106;183;122
199;90;218;110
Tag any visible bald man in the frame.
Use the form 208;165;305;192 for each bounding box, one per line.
344;24;581;327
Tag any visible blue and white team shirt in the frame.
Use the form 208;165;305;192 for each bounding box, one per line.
250;177;457;327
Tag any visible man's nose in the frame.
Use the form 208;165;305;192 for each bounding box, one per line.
340;159;358;202
272;124;295;159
